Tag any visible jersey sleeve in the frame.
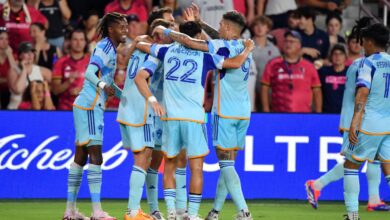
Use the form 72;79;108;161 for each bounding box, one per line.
356;58;375;89
140;55;161;77
150;44;170;60
203;53;225;71
90;43;111;71
261;61;273;86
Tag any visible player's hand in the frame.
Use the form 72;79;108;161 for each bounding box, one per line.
190;3;201;21
349;125;359;146
183;7;196;21
150;101;165;117
244;39;255;52
302;47;320;59
103;85;115;96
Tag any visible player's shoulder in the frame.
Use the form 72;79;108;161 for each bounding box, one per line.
95;37;115;54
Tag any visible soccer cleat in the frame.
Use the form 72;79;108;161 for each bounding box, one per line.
235;209;253;220
63;209;90;220
175;210;188;220
205;209;219;220
150;210;165;220
166;210;176;220
367;201;390;211
90;210;116;220
305;180;321;209
185;215;202;220
343;214;360;220
124;209;153;220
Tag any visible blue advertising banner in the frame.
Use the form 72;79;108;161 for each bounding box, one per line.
0;111;389;200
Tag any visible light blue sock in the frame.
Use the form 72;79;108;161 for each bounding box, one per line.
220;160;248;211
314;162;344;190
66;162;83;211
344;168;360;213
146;168;159;212
213;173;228;211
386;175;390;188
88;164;102;213
366;161;381;204
164;189;176;211
128;166;147;211
175;168;187;211
188;194;202;216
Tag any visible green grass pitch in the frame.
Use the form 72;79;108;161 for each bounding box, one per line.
0;200;388;220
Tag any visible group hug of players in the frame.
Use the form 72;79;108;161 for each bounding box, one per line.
63;3;255;220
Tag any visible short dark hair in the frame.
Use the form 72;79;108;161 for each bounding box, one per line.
147;7;173;26
179;21;202;38
97;12;127;39
150;19;174;35
360;23;390;49
330;43;347;56
297;7;316;21
326;12;342;25
70;29;89;53
223;11;246;32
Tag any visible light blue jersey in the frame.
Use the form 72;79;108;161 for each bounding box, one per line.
208;39;252;120
339;58;363;131
74;37;117;110
150;43;225;123
142;56;164;102
117;49;153;126
357;52;390;134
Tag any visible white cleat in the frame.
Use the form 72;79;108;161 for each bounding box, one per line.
63;209;90;220
175;210;188;220
166;210;176;220
235;209;253;220
204;209;219;220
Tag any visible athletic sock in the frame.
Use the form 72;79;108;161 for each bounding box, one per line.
128;166;147;212
344;168;360;213
146;168;159;212
314;162;344;191
366;161;381;204
175;168;187;212
219;160;248;211
164;189;176;212
188;193;202;216
88;164;102;213
213;173;228;212
66;162;83;212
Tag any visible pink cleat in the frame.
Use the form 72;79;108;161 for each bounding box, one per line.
63;209;90;220
90;210;116;220
305;180;321;209
367;201;390;211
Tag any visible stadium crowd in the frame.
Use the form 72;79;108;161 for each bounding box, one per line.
0;0;358;113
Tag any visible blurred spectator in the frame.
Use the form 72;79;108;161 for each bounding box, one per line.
326;12;345;47
297;7;330;64
19;80;55;110
78;10;99;54
0;0;48;52
233;0;255;25
269;9;300;52
105;0;148;33
298;0;351;14
261;30;322;113
346;32;362;65
250;15;280;112
7;42;51;109
147;7;174;26
154;0;184;23
30;22;62;70
257;0;297;29
125;14;141;43
0;27;16;109
51;29;89;110
193;0;234;29
318;43;347;113
38;0;71;48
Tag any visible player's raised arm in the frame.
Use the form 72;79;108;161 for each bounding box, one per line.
221;39;255;69
152;25;209;52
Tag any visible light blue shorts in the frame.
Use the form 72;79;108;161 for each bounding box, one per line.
119;123;154;152
340;131;350;155
73;107;104;147
212;114;250;151
162;120;208;159
345;132;390;163
153;116;163;150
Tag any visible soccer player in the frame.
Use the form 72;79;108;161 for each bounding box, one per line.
152;7;255;219
135;21;254;220
117;19;175;220
63;12;127;220
344;23;390;220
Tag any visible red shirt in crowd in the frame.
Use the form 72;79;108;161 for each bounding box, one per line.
104;0;148;22
0;58;10;91
52;54;90;110
233;0;246;16
0;5;47;51
261;57;321;113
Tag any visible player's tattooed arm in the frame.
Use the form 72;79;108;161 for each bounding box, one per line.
349;87;369;145
222;39;255;69
199;20;220;39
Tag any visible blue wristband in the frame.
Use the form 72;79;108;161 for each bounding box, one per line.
163;28;172;37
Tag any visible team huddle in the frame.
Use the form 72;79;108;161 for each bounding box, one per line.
63;4;255;220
